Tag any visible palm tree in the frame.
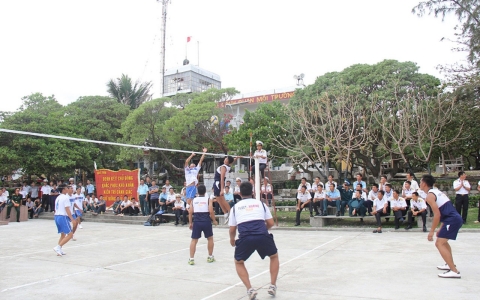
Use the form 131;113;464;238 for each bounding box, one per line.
107;74;152;109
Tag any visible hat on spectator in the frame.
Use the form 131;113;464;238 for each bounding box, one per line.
264;177;269;181
256;140;263;146
235;177;242;182
69;178;74;182
175;194;181;198
344;180;351;185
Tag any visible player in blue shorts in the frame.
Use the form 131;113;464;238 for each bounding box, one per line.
74;187;85;229
188;184;217;265
184;147;207;205
213;155;238;224
229;181;279;299
420;174;463;278
68;187;79;241
53;184;75;256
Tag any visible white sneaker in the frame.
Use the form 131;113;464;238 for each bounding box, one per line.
438;270;461;278
60;248;66;255
72;235;76;241
53;246;63;256
267;284;277;296
247;288;257;300
224;212;229;225
437;263;451;270
79;224;83;229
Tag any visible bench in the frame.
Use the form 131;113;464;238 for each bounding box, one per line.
310;214;394;227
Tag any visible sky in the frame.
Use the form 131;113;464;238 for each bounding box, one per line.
0;0;466;112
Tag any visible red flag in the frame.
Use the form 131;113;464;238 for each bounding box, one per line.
187;36;192;42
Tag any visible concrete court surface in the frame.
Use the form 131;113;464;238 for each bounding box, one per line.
0;220;479;300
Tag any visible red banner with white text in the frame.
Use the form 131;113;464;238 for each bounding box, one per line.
94;169;140;206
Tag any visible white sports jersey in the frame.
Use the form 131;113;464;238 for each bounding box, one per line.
429;189;450;207
74;193;85;211
185;166;201;186
228;198;272;226
55;194;71;216
411;198;427;210
68;194;76;214
192;196;209;213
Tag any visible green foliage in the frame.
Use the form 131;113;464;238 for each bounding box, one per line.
107;74;152;109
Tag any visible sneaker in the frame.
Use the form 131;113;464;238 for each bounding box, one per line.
247;288;257;300
60;248;67;255
188;259;195;265
437;263;451;270
53;246;63;256
79;224;83;229
335;212;340;217
438;270;461;278
405;225;412;230
224;212;229;225
72;235;76;241
207;256;215;263
267;285;276;296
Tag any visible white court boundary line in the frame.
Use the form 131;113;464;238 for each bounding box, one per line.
1;237;226;293
201;236;343;300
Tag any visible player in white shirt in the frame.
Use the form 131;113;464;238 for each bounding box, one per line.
229;181;278;299
188;185;217;265
391;190;407;230
184;147;207;205
405;192;427;231
313;184;326;216
295;185;312;225
53;184;75;256
252;140;268;179
372;190;388;233
74;187;85;229
453;171;471;224
68;189;79;241
173;194;187;225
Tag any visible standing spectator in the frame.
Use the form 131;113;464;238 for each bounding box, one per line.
21;181;30;204
173;194;187;225
453;171;471;224
391;190;407;230
74;187;85;229
260;178;273;207
324;184;341;216
86;179;95;196
252;141;268;178
402;181;415;208
162;179;173;192
137;179;149;216
339;181;353;216
475;181;480;224
353;173;368;193
295;185;312;225
49;184;60;213
184;148;207;205
233;178;242;203
77;182;85;195
30;182;40;203
6;188;22;222
404;172;419;191
145;176;152;213
0;187;9;214
366;183;379;215
26;197;35;219
92;195;106;215
68;178;76;190
324;175;337;191
32;199;44;218
148;180;160;212
312;184;326;216
405;192;427;232
372;190;388;233
41;179;52;212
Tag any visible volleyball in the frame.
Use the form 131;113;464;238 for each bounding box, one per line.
210;115;219;125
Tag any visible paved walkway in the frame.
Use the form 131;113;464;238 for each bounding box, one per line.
1;219;479;299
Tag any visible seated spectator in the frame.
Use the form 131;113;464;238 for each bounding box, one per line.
120;195;133;216
297;177;311;194
313;183;326;216
352;173;368;193
108;196;122;215
339;181;353;216
233;178;242;203
260;178;273;207
130;197;140;216
378;175;388;192
402;181;415;208
180;182;187;202
348;190;366;218
405;192;427;232
372;190;388;233
0;187;8;213
172;194;187;225
92;195;106;215
225;186;235;208
384;183;394;219
158;187;168;211
166;187;176;212
26;197;35;219
366;183;379;215
7;188;22;222
86;194;97;212
323;184;341;216
32;199;44;218
295;185;312;226
325;175;337;191
311;177;322;198
162;179;173;192
391;190;407;230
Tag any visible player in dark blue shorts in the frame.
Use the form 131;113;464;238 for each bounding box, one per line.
188;185;218;265
229;181;278;299
421;175;463;278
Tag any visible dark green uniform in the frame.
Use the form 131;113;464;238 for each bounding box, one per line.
7;194;23;222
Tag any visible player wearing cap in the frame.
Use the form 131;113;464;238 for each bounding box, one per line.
252;141;267;179
420;174;463;278
185;148;207;205
53;184;75;256
188;184;217;265
229;181;278;299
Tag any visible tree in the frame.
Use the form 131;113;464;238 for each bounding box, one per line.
107;74;152;109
